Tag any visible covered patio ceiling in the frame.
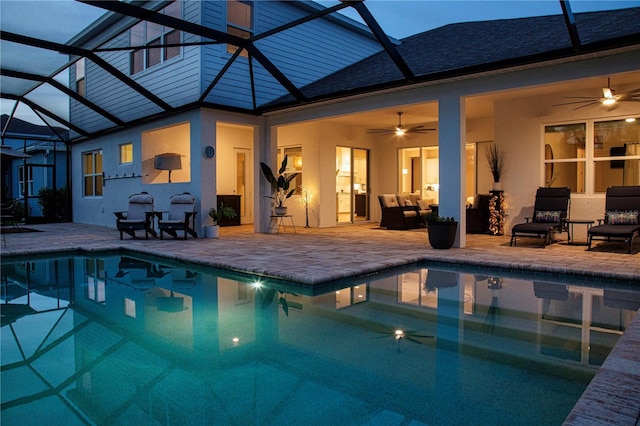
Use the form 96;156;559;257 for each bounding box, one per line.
1;0;639;143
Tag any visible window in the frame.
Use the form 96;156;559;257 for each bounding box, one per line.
75;59;86;97
85;259;106;304
130;1;182;74
544;118;640;193
18;165;33;197
226;0;253;58
120;143;133;164
83;150;103;197
277;146;302;194
594;119;640;191
543;123;586;193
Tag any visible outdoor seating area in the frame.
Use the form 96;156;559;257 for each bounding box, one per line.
115;192;200;240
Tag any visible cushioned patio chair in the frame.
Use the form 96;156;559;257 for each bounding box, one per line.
158;192;198;239
510;187;571;248
378;194;420;229
587;186;640;254
114;192;157;240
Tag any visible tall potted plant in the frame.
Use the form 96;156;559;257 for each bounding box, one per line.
205;203;237;238
260;155;299;215
424;212;458;249
485;144;506;191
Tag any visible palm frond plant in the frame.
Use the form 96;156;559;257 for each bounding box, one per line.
260;155;299;208
485;144;506;183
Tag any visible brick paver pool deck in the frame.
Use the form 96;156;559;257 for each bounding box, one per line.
2;222;639;425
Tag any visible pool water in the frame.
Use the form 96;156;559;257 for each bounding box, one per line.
2;252;638;425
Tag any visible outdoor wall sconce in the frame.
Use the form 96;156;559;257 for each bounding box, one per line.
154;153;182;183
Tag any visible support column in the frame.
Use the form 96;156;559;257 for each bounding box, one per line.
438;95;466;247
256;118;274;233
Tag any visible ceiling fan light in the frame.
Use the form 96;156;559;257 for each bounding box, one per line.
395;126;406;136
602;87;614;98
602;98;616;106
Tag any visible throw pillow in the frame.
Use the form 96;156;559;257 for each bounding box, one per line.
534;210;561;223
417;199;430;210
606;210;639;225
404;199;413;206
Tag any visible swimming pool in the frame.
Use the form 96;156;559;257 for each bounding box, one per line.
2;252;638;425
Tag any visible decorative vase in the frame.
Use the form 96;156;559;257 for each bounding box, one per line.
274;206;287;216
204;225;219;238
492;181;502;191
427;221;458;249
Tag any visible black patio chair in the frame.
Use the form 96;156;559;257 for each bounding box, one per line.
510;187;571;248
587;186;640;254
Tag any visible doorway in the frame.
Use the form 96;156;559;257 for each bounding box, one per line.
336;147;369;223
234;148;253;223
216;123;254;225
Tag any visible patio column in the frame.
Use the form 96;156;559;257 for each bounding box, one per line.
438;94;466;248
256;118;274;233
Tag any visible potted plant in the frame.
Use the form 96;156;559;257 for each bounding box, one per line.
260;155;299;215
485;144;506;191
424;211;458;249
205;203;237;238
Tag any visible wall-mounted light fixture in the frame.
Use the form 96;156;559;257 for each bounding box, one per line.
154;153;182;183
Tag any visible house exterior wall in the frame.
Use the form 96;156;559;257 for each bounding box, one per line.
71;1;382;134
200;1;382;109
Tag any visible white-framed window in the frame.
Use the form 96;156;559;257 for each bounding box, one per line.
75;58;86;97
543;117;640;193
120;143;133;164
18;165;34;197
226;0;253;58
83;150;103;197
130;1;182;74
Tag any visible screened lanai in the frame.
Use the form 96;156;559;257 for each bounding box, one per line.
2;0;639;141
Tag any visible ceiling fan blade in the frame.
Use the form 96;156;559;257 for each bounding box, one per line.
408;126;436;133
573;101;601;110
367;128;394;134
560;96;601;99
553;99;599;106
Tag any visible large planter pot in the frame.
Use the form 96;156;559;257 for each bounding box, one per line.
204;225;219;239
427;221;458;249
274;206;287;216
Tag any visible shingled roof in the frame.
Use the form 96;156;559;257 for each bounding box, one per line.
1;114;69;141
269;7;640;107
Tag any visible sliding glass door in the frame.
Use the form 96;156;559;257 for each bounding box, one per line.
336;147;369;223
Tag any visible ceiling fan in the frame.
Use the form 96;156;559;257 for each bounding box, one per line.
553;78;640;110
367;112;435;136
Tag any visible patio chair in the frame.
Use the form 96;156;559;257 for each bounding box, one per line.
1;200;22;229
510;187;571;248
587;186;640;254
114;192;157;240
158;192;198;239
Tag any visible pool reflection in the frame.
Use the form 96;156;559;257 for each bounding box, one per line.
2;253;639;425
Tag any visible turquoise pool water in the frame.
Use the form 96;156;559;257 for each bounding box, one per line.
2;252;638;425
